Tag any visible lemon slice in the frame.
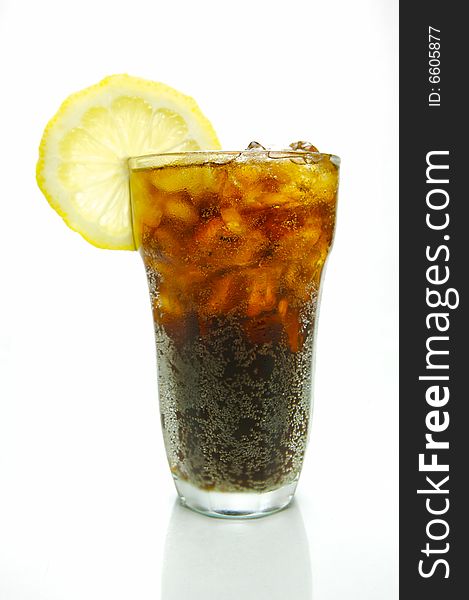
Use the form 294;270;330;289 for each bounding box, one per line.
36;74;220;249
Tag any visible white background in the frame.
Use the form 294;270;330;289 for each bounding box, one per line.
0;0;398;598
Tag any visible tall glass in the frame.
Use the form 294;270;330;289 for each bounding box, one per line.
129;150;339;518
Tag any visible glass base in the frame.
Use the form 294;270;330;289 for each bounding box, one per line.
173;476;298;519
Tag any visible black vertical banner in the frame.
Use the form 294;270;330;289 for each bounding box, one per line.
400;3;467;598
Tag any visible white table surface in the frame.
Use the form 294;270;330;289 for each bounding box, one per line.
0;301;397;600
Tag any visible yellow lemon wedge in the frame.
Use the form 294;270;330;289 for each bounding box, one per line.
36;74;221;249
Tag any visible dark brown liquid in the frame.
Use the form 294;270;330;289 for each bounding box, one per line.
155;309;315;492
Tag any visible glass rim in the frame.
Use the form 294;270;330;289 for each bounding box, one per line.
128;149;340;170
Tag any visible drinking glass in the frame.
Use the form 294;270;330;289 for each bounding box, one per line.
129;149;339;518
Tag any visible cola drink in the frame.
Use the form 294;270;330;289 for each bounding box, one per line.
129;148;339;517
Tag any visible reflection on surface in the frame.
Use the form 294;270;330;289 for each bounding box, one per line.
161;500;312;600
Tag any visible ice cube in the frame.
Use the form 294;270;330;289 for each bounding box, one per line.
246;141;266;150
289;141;319;153
246;269;278;317
163;193;198;225
220;206;245;234
141;205;163;229
154;285;184;318
206;274;234;314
